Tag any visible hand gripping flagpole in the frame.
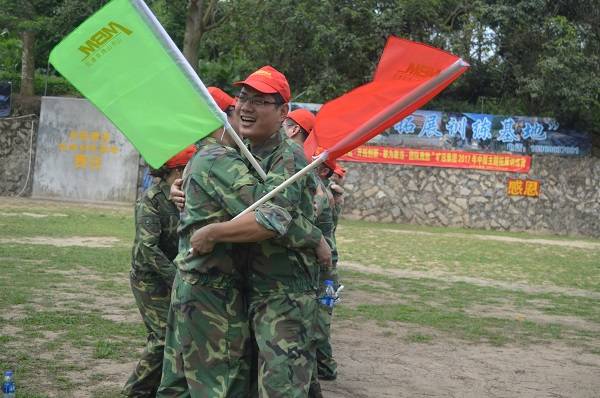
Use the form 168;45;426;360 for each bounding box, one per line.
233;58;468;219
133;0;267;181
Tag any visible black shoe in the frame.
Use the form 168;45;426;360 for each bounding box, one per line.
318;373;337;381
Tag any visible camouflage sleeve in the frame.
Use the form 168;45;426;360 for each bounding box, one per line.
193;151;293;235
263;146;323;249
276;214;323;248
327;181;343;233
333;201;343;230
255;202;292;236
315;178;337;265
135;196;176;285
312;178;334;241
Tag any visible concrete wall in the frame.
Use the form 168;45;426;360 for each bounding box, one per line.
31;97;140;202
0;115;38;197
340;155;600;238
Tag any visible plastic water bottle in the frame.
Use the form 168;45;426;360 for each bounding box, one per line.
320;279;336;308
2;370;15;398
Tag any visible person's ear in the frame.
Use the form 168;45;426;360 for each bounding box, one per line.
278;103;289;123
290;125;301;138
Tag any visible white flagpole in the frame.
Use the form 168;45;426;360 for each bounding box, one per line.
233;151;328;219
221;119;267;181
132;0;267;181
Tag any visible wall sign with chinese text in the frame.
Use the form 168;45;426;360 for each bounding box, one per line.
57;130;121;171
291;103;592;157
32;97;139;202
507;179;541;197
373;110;591;157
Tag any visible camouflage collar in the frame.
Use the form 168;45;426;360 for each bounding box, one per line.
196;136;221;148
157;179;172;199
248;129;285;159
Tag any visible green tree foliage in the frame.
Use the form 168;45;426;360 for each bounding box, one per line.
0;0;105;95
0;0;597;136
0;0;59;94
194;0;599;136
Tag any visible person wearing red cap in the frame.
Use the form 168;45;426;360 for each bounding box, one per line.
157;85;311;398
187;66;332;397
237;66;332;398
208;86;235;114
284;108;315;142
313;159;346;384
122;146;196;397
330;164;346;226
170;86;237;197
207;85;238;133
285;110;342;386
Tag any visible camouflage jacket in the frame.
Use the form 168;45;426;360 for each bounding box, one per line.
328;180;343;232
245;130;323;294
131;180;179;285
314;175;338;266
175;137;292;280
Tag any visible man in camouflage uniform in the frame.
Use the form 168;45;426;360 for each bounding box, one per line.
313;162;343;381
191;66;330;397
284;109;340;386
158;86;331;397
156;126;296;397
123;146;196;397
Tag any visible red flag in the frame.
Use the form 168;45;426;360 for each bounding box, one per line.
308;36;469;160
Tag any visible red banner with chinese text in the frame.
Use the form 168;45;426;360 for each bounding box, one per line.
339;145;531;173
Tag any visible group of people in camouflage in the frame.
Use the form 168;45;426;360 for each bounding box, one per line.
122;66;346;398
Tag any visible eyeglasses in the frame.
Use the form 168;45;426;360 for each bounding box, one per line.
236;94;280;107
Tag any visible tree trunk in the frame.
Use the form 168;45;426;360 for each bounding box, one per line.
20;30;35;96
183;0;205;72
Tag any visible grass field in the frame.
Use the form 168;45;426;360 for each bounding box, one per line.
0;197;599;397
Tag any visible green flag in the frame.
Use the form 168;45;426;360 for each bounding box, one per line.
49;0;224;168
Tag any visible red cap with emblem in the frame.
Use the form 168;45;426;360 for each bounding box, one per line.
234;65;291;102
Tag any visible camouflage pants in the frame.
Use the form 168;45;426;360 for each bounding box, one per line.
316;266;338;380
248;291;319;398
157;271;250;398
122;272;172;397
315;305;337;380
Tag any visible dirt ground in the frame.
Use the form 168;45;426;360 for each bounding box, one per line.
39;259;600;397
48;265;600;398
2;199;599;397
321;246;600;397
322;281;600;398
108;264;598;398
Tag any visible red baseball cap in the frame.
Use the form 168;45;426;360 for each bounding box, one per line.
165;145;197;169
287;109;315;134
208;86;235;111
233;65;291;102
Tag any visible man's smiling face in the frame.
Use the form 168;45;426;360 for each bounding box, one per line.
236;86;288;144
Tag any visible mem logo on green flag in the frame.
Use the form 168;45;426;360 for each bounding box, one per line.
49;0;224;168
79;21;133;61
